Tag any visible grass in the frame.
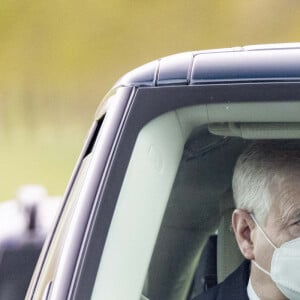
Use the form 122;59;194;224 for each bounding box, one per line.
0;124;88;201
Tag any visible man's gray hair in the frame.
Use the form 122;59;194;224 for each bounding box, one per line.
232;140;300;224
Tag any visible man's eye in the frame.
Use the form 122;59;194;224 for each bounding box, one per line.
292;220;300;226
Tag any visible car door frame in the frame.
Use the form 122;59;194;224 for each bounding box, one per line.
61;82;300;300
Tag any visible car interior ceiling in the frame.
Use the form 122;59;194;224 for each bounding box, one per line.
142;125;251;300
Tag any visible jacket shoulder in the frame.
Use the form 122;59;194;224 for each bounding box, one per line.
192;285;219;300
192;260;250;300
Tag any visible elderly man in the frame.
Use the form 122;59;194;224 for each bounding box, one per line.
194;141;300;300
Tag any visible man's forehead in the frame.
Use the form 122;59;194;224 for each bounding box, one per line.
280;201;300;221
269;177;300;220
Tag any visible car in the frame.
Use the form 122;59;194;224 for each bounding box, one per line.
26;43;300;300
0;185;61;300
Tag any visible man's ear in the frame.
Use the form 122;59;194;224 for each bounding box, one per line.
232;209;255;260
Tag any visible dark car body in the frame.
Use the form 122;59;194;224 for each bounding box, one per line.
0;185;61;300
26;44;300;300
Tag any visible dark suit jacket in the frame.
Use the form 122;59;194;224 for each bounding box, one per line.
193;260;250;300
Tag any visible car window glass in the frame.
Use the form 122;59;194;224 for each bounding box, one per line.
90;100;300;300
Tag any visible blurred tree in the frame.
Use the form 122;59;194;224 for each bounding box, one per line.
0;0;300;199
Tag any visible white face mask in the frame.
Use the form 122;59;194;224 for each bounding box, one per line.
251;215;300;300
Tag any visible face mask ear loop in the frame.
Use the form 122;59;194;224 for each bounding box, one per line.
252;260;271;277
250;214;277;250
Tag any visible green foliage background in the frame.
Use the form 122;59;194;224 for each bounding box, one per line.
1;0;300;199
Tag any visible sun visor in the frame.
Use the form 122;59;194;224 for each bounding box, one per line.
208;122;300;139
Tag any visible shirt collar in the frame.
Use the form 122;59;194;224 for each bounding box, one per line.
247;277;260;300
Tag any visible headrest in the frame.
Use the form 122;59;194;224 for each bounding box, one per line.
217;191;244;282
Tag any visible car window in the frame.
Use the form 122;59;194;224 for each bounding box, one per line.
90;100;300;300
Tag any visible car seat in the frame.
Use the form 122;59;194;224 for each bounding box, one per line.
217;190;244;283
189;190;244;298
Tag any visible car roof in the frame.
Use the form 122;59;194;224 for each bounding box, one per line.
113;43;300;88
